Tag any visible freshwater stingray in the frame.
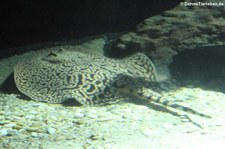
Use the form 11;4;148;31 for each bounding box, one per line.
14;45;210;120
14;45;157;105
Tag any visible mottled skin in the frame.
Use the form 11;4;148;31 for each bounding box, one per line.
14;45;210;119
14;45;156;105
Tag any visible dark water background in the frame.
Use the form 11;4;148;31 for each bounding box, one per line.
0;0;180;56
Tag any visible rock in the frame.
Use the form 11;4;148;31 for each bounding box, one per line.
0;129;8;136
141;129;153;137
54;135;66;141
30;103;44;107
13;124;23;130
31;132;39;138
76;120;86;125
46;127;56;135
7;130;19;136
74;113;85;118
0;120;11;125
4;123;16;128
110;0;225;67
87;114;98;119
26;127;39;133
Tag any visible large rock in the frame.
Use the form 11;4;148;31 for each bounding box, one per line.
109;0;225;66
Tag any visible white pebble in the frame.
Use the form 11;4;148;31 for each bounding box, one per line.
25;115;35;119
87;114;98;119
8;130;19;136
47;127;56;135
12;116;21;120
142;129;153;137
4;123;16;128
74;113;84;118
30;111;38;115
31;132;38;137
0;129;8;136
31;103;44;107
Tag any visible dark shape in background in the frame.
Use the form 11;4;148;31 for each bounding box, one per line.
0;73;28;99
169;45;225;92
0;0;180;58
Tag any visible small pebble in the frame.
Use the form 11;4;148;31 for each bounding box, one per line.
7;130;19;136
31;132;39;138
0;120;11;125
89;134;98;140
76;120;86;125
25;115;35;119
47;127;56;135
142;129;153;137
74;113;84;118
4;123;16;128
0;129;8;136
87;114;98;119
11;116;21;121
13;124;23;130
31;103;43;107
54;135;65;141
26;127;39;132
30;111;39;115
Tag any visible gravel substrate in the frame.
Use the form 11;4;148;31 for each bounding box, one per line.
1;38;225;149
1;83;225;149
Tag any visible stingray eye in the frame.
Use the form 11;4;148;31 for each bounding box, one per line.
104;91;113;98
113;80;127;88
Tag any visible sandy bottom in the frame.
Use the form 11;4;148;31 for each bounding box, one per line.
1;38;225;149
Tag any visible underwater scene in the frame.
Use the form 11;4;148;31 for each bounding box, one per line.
1;0;225;148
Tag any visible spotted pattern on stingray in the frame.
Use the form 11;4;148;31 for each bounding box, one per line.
14;45;157;105
14;45;212;120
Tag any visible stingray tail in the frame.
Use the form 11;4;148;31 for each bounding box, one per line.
130;87;211;118
151;96;211;118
